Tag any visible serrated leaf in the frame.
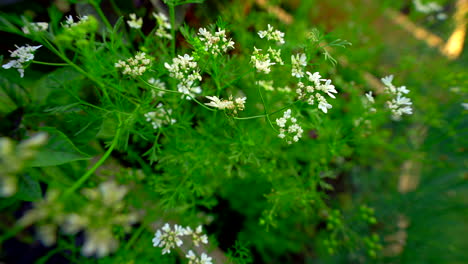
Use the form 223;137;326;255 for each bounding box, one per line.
29;127;91;167
31;67;83;105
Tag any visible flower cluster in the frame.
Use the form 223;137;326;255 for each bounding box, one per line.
62;15;89;28
144;103;177;129
164;54;202;98
197;27;235;56
115;52;152;77
258;24;285;45
153;12;172;39
152;223;210;262
18;181;139;258
276;109;303;144
381;75;413;120
291;53;307;78
152;223;186;254
148;78;166;98
186;250;213;264
0;133;47;197
127;13;143;29
22;22;48;34
250;47;276;74
205;95;246;114
296;71;338;113
2;44;42;78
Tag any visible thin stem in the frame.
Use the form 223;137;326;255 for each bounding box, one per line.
91;0;113;31
233;114;266;120
64;124;121;197
124;223;146;250
32;60;68;66
168;4;176;58
269;100;301;116
41;38;112;102
190;96;217;112
257;85;277;131
109;0;123;16
140;78;181;94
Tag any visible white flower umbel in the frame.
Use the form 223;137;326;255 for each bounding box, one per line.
291;53;307;78
127;13;143;29
186;250;213;264
276;109;303;144
413;0;443;14
184;225;209;247
62;15;89;28
115;52;152;77
153;12;172;39
258;24;285;45
2;44;41;78
381;75;413;120
82;228;119;258
165;54;202;99
205;95;246;114
144;103;177;130
152;223;186;254
251;47;275;74
198;27;235;56
148;78;166;98
295;71;338;113
22;22;48;34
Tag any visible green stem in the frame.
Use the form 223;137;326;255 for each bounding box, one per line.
41;38;112;102
124;223;146;250
257;85;277;131
168;4;176;58
64;125;121;197
140;78;181;94
91;0;113;31
32;60;68;66
233;114;266;120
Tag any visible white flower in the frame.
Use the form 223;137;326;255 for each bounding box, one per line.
148;78;166;98
153;12;172;39
205;95;246;113
115;52;152;77
258;24;285;45
127;13;143;29
365;91;375;104
381;75;394;87
82;228;118;258
319;79;337;98
165;54;202;99
22;22;48;34
381;75;413;120
197;27;235;56
144;104;176;129
296;71;337;113
291;53;307;78
413;0;442;14
152;223;185;254
186;250;213;264
276;109;303;144
2;44;42;78
184;225;209;247
62;15;89;28
316;94;332;113
251;47;275;74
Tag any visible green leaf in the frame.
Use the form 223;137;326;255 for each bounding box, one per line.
31;67;84;105
29;127;91;167
15;174;42;201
